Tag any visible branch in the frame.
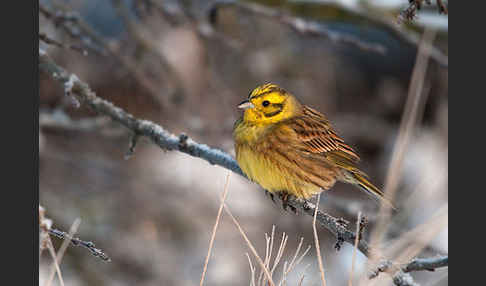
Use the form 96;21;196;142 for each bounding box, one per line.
39;205;110;262
208;1;386;54
39;48;446;285
48;228;111;262
370;256;448;279
39;3;106;55
208;1;447;68
403;256;448;272
399;0;448;24
39;32;88;56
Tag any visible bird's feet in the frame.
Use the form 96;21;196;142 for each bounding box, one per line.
264;190;276;204
279;192;298;214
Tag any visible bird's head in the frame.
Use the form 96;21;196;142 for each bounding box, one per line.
238;83;302;124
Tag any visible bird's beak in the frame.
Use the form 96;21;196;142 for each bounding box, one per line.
238;100;254;110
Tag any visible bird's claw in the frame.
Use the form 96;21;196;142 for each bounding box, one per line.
264;190;276;204
280;193;297;214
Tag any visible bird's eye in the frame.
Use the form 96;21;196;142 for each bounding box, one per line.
262;100;270;107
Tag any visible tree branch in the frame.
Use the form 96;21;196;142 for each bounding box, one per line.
39;48;446;285
208;1;386;54
403;256;448;273
370;255;448;280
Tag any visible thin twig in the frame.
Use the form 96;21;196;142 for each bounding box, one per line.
209;1;386;54
46;218;81;286
199;172;232;286
246;253;257;286
403;256;448;272
45;237;65;286
39;33;88;56
367;28;436;277
223;204;275;286
313;194;327;286
48;228;110;261
399;0;448;24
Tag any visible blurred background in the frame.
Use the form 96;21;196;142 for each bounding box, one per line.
39;0;448;285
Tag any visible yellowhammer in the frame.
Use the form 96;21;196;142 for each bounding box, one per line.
233;83;393;210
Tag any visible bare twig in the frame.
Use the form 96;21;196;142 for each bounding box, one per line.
367;28;436;276
223;204;275;286
200;172;231;286
39;32;88;56
124;132;141;159
45;219;81;286
39;3;105;55
40;3;174;108
370;255;447;278
403;256;448;272
399;0;448;24
280;237;311;286
209;1;386;54
45;237;65;286
246;253;257;286
48;228;110;261
368;205;448;285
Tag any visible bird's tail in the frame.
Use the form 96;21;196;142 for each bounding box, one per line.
347;171;396;211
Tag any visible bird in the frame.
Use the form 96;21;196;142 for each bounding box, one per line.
233;83;393;211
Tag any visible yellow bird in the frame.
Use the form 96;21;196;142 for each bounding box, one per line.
233;83;393;210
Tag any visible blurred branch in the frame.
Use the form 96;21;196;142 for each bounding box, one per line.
403;256;448;272
209;1;447;68
39;48;444;285
39;3;106;55
39;32;88;56
39;205;110;262
399;0;448;23
48;228;111;262
208;1;386;54
40;2;174;108
370;256;448;279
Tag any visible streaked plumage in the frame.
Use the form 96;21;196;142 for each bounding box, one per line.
233;83;393;208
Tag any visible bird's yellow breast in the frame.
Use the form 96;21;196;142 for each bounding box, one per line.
234;121;321;198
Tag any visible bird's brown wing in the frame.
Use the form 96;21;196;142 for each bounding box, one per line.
259;106;361;194
289;106;360;163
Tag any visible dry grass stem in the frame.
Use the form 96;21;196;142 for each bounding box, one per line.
385;205;448;261
298;274;306;286
313;194;327;286
246;253;257;286
271;232;288;276
223;204;275;286
279;237;311;286
367;28;437;274
246;225;311;286
258;226;276;286
45;237;65;286
369;205;447;286
199;172;232;286
45;218;81;286
348;212;362;286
